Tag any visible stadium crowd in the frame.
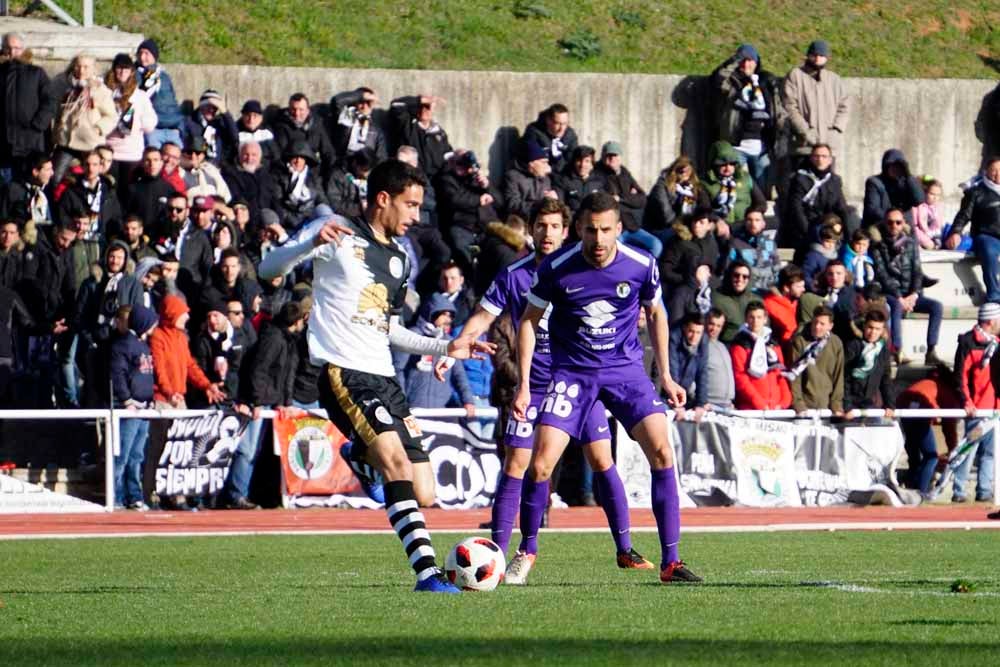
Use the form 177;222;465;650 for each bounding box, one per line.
1;33;1000;508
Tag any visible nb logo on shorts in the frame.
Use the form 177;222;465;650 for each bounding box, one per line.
541;381;580;418
506;406;538;438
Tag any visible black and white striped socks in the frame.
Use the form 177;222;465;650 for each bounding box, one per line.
384;480;438;581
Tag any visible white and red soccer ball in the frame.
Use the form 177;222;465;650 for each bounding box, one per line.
444;537;505;591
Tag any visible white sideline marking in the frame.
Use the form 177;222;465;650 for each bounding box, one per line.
808;581;1000;598
2;520;1000;541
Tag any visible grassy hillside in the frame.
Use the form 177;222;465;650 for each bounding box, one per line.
14;1;1000;78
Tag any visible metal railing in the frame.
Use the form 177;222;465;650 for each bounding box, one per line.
2;0;94;27
0;407;996;511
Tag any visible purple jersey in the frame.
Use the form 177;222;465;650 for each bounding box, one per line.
528;241;661;369
480;254;553;389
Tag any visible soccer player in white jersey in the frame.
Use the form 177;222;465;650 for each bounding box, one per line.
260;159;493;593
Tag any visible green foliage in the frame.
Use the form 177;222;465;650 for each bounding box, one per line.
512;1;552;20
611;8;646;30
558;29;602;60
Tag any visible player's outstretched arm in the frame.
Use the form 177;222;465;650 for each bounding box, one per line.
258;216;354;280
645;301;687;408
512;303;544;421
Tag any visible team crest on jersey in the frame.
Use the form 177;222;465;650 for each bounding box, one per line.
352;282;391;332
389;256;404;279
374;406;393;425
616;282;631;298
353;245;366;262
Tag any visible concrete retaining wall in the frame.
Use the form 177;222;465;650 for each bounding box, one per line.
41;61;998;203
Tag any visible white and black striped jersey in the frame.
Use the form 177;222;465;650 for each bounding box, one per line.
260;215;411;377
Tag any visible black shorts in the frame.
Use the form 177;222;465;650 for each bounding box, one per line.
318;363;429;464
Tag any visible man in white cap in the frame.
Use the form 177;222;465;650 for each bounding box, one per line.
951;302;1000;503
182;89;238;166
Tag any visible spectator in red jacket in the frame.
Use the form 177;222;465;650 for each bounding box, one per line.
764;264;806;349
950;302;1000;502
730;300;792;410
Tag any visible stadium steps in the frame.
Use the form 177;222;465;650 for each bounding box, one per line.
8;467;102;500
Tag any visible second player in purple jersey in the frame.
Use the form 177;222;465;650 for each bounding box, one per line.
453;200;646;571
508;191;702;586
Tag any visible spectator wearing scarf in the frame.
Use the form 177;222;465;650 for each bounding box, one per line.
644;156;711;236
730;301;792;410
135;39;184;147
104;53;158;202
786;305;844;415
51;54;117;184
271;140;330;230
712;44;778;191
701;140;764;225
843;310;895;413
781;143;851;264
181;89;238;166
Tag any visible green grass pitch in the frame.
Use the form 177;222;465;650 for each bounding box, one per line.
2;530;999;666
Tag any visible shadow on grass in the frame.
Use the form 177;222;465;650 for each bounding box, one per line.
888;620;995;627
1;637;999;666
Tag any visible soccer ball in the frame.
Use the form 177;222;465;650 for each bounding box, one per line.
444;537;506;591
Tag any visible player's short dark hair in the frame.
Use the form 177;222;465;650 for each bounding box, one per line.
812;305;834;321
366;159;427;208
125;214;143;227
743;205;766;220
546;103;569;117
219;247;241;263
577;191;619;221
864;309;887;324
745;300;766;316
142;145;161;159
440;260;463;276
825;259;846;271
778;264;805;288
26;151;52;172
570;145;595;162
850;229;871;244
707;307;725;321
680;312;705;329
531;198;571;228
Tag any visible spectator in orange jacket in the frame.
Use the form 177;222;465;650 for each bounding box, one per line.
730;300;792;410
896;365;960;495
149;294;224;408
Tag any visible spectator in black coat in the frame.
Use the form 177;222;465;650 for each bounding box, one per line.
389;94;453;179
57;150;124;239
503;141;558;221
0;152;55;226
659;207;728;291
153;193;213;301
843;309;895;415
862;148;924;226
181;89;239;167
272;93;337;177
668;313;710;415
270;140;330;230
666;260;714;324
945;157;1000;303
644;156;711;240
326;148;372;219
235;99;281;169
221;141;274;225
0;283;36;401
438;261;476;328
224;301;304;509
552;145;603;217
192;296;247;402
592;141;654;255
0;34;56;181
781;143;851;263
126;146;181;240
330;87;388;163
436;150;502;272
522;103;578;174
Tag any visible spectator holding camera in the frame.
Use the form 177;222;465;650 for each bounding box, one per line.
182;89;238;167
390;93;453;180
438;150;502;271
330;87;387;163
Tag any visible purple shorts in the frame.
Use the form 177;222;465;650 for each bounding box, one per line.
537;365;664;440
504;388;610;449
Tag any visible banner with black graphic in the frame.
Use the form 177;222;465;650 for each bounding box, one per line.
151;411;250;502
276;415;501;510
619;413;906;507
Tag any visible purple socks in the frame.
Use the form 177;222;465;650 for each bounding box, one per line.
517;476;550;555
651;467;681;568
594;464;632;553
490;473;522;554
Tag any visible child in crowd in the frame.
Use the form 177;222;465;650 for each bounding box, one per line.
109;304;159;510
912;177;946;250
841;229;876;290
802;224;840;292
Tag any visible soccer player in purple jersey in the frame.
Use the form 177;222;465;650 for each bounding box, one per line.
509;191;702;584
454;199;653;570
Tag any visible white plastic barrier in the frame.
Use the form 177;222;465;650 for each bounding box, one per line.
0;407;994;511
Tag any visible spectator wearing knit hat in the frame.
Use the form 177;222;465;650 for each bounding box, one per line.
236;99;281;168
181;89;238;167
103;52;158;203
783;40;849;160
135;39;184;148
